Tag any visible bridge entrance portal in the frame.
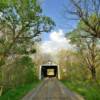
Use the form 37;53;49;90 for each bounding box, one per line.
39;64;60;80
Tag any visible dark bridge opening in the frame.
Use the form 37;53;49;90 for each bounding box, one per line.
41;65;58;79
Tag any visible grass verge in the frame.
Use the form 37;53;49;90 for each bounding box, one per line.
61;80;100;100
0;80;41;100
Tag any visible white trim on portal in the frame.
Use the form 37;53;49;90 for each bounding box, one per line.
39;65;42;80
58;65;60;79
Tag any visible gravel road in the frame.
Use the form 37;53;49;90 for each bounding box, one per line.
22;78;84;100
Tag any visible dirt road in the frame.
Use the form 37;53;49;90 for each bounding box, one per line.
22;78;84;100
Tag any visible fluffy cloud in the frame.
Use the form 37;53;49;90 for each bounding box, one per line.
40;29;73;53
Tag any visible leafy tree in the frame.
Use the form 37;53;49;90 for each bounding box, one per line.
56;49;87;80
0;0;55;95
64;0;100;38
1;56;36;93
67;25;100;81
0;0;55;67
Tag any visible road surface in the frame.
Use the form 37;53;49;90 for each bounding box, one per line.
22;78;84;100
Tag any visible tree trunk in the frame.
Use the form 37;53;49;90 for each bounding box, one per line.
0;86;3;96
91;66;96;81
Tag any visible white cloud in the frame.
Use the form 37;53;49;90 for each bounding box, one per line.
40;29;73;53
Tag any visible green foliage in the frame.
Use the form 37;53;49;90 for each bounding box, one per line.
16;56;36;83
65;60;89;81
0;58;5;66
67;29;81;45
0;0;55;97
62;80;100;100
0;0;55;62
0;80;40;100
0;0;55;36
78;14;100;34
67;19;100;81
1;56;37;92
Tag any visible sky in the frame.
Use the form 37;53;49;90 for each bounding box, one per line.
40;29;73;53
39;0;77;53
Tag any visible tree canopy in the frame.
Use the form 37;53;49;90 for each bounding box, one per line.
0;0;55;66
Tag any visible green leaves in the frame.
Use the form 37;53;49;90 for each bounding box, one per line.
78;14;100;37
67;29;81;45
0;0;55;58
0;0;9;11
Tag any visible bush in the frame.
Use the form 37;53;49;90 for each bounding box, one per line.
62;80;100;100
1;56;38;94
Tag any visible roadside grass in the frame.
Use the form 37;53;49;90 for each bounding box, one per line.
0;80;41;100
61;80;100;100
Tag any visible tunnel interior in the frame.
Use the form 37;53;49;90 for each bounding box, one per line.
41;65;58;79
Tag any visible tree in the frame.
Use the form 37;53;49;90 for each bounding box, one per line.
34;50;53;76
56;49;71;79
1;56;36;93
56;49;86;80
67;26;100;81
0;0;55;67
0;0;55;95
64;0;100;38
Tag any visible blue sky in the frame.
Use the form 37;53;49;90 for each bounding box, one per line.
41;0;77;41
39;0;77;54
